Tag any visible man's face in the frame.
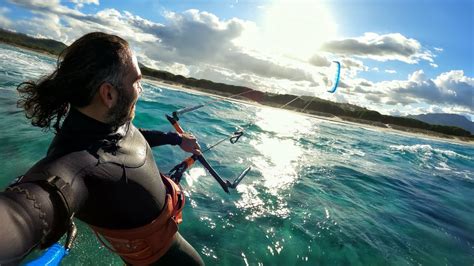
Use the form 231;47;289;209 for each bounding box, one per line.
107;51;142;126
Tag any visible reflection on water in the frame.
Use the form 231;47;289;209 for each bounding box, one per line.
253;108;315;137
235;108;314;221
250;136;301;190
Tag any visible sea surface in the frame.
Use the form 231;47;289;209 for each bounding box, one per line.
1;43;473;265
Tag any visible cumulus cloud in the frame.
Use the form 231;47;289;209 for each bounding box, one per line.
385;69;397;74
352;86;365;93
365;94;381;103
337;80;350;89
139;9;318;84
149;10;245;61
339;57;368;79
341;70;473;119
321;32;435;64
15;12;63;39
308;54;330;67
340;57;365;70
377;70;473;110
5;2;315;83
0;7;12;28
8;0;60;9
70;0;99;9
358;80;373;87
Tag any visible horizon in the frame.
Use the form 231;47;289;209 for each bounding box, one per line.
0;0;472;120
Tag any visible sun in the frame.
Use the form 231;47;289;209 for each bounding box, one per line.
237;0;338;60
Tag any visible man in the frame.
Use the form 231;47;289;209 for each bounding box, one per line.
0;32;204;265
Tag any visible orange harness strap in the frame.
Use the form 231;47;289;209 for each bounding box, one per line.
90;175;185;265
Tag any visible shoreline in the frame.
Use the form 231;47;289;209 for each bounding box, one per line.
0;41;59;57
145;77;474;146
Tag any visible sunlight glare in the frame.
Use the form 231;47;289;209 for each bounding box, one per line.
240;1;338;59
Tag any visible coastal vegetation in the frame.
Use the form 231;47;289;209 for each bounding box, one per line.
0;28;66;55
140;65;472;139
1;28;472;140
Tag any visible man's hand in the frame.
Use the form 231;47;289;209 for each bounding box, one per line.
179;132;202;155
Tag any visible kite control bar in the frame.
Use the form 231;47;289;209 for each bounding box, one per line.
166;114;251;193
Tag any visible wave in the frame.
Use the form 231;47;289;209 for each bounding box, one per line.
0;44;54;84
389;144;470;160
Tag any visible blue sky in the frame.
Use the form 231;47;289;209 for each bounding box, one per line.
0;0;472;119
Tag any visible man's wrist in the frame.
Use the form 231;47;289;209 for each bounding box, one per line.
171;132;183;145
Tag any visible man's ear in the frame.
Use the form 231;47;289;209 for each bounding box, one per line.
98;82;117;108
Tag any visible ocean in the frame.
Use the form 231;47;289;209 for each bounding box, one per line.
1;43;473;265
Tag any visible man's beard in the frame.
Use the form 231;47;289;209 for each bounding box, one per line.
106;87;135;127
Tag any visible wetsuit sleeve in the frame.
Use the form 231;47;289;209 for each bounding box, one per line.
0;183;68;265
139;129;182;147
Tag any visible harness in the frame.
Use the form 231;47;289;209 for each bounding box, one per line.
89;174;185;265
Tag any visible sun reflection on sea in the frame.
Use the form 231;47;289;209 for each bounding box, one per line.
235;108;313;220
254;108;315;137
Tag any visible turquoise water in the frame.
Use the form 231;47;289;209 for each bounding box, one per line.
1;43;473;265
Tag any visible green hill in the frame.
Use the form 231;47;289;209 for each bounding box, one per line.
0;28;66;55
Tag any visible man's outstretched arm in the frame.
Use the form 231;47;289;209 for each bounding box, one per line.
139;129;182;147
0;183;54;264
0;180;75;265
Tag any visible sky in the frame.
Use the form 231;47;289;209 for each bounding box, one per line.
0;0;473;120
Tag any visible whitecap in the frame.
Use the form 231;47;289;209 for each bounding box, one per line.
389;144;470;160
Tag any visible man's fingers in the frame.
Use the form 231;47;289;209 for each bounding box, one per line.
193;148;202;156
183;132;196;140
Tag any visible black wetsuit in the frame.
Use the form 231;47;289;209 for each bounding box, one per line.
0;108;204;265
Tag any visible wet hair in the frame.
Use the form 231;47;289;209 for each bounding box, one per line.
17;32;131;131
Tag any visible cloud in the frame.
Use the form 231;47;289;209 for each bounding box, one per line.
365;94;381;103
379;70;473;110
7;0;80;16
341;70;473;118
308;55;367;81
337;80;350;89
359;80;373;87
353;86;365;93
15;12;63;39
70;0;99;9
321;32;435;64
131;9;316;83
340;57;365;69
151;10;245;61
308;54;330;67
0;7;12;28
8;0;61;9
339;57;368;79
4;1;321;90
385;69;397;74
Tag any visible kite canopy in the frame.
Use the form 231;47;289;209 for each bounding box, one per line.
327;61;341;93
